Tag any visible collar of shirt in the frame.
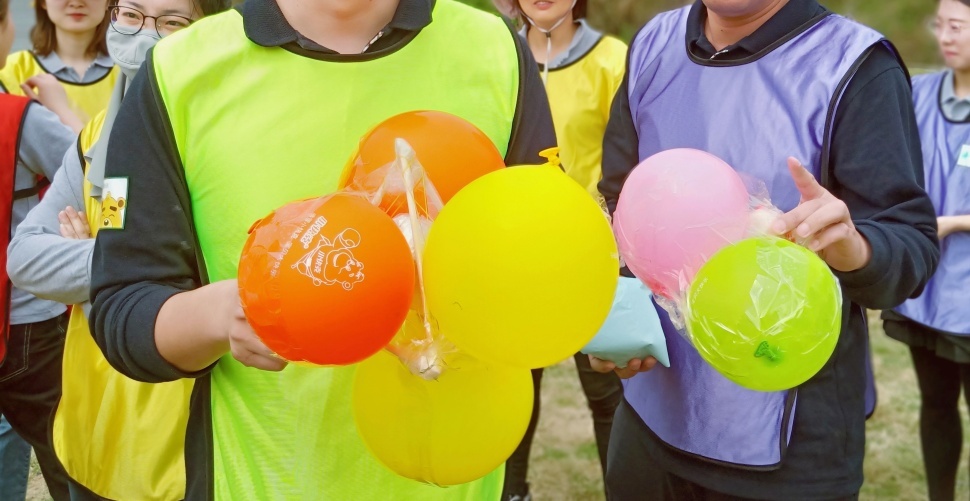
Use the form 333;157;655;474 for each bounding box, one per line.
686;0;827;61
940;69;970;122
243;0;433;56
33;50;115;83
519;19;603;70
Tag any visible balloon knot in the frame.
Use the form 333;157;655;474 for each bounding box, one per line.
754;341;781;362
539;147;562;170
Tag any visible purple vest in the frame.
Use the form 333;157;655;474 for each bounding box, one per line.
894;72;970;335
624;7;884;467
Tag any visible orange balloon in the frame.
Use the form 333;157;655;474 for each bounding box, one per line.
237;194;415;366
338;111;505;216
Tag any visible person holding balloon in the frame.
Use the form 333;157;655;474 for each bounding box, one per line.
86;0;556;499
488;1;626;500
880;1;970;499
593;0;941;499
7;1;229;499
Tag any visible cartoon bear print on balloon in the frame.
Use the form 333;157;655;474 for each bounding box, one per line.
292;227;365;290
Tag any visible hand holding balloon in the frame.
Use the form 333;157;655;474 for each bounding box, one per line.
223;280;288;372
771;158;872;272
589;354;658;379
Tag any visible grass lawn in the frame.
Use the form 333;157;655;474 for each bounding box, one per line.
25;313;969;500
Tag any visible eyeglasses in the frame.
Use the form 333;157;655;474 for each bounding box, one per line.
107;5;193;37
929;19;968;38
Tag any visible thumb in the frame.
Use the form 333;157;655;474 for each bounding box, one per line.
787;157;825;200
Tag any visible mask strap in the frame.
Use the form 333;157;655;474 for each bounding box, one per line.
522;0;578;84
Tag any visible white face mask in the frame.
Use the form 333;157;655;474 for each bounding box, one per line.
106;29;162;80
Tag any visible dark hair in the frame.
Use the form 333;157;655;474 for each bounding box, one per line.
30;0;109;57
196;0;231;16
573;0;587;19
0;0;8;23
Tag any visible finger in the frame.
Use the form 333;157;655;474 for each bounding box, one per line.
588;355;616;373
614;358;643;378
57;211;79;239
230;345;287;371
809;222;853;252
770;198;826;237
76;211;91;234
787;158;826;201
639;356;659;372
19;84;39;100
65;206;89;237
795;201;850;246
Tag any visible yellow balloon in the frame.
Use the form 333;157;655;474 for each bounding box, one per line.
352;350;533;486
422;165;619;369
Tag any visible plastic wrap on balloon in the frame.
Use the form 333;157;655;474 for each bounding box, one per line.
237;193;416;366
613;149;751;329
612;148;844;391
685;237;842;391
346;138;459;380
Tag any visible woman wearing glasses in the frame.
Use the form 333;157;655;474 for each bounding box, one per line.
0;0;116;124
7;1;228;499
882;1;970;499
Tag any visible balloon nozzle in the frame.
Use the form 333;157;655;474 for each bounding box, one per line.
539;147;562;170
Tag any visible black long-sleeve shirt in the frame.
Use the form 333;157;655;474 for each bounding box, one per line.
598;0;939;498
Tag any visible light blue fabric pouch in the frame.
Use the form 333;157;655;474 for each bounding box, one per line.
582;277;670;368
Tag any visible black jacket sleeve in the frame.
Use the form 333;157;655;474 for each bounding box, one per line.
505;24;558;166
826;44;939;309
89;52;210;383
598;44;638;216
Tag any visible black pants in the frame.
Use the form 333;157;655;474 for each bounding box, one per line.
909;344;970;501
0;315;70;501
502;352;622;498
606;400;859;501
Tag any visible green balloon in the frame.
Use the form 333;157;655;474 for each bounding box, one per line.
686;237;842;392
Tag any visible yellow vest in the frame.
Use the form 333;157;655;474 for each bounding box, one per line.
0;51;117;123
51;111;193;501
544;36;627;201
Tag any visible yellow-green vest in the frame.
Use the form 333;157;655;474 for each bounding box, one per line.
152;2;520;498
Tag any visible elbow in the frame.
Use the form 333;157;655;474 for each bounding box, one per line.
5;238;31;289
840;222;940;310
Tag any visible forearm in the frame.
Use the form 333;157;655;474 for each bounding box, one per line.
154;281;233;373
8;155;91;304
940;214;970;235
48;103;84;134
7;234;93;304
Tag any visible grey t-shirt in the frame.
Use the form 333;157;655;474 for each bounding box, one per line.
8;137;92;311
34;51;114;84
940;69;970;122
3;98;74;324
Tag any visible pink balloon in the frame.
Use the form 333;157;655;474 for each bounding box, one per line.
614;149;750;299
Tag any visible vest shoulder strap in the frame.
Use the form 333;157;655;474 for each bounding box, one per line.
0;94;33;363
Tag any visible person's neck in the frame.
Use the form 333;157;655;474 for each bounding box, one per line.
54;27;96;78
277;0;400;54
704;0;789;51
954;68;970;99
526;17;578;65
